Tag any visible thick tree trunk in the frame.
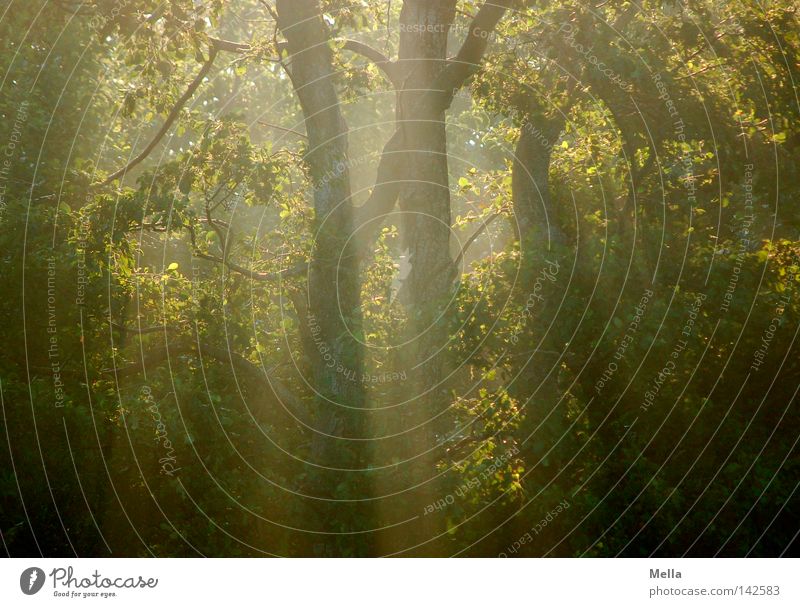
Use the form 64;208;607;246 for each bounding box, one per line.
372;0;511;552
397;0;457;303
274;0;510;553
395;0;512;413
391;0;458;551
507;116;576;553
513;117;566;253
276;0;368;555
397;1;457;403
511;115;571;479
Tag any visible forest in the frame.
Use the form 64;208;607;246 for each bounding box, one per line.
0;0;798;557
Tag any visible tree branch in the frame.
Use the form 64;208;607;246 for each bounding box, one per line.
108;340;304;413
453;209;504;271
265;16;399;88
353;128;406;251
134;219;306;282
354;0;511;250
257;120;307;139
336;38;400;87
433;0;513;111
193;250;305;282
98;48;219;187
110;321;176;336
208;36;251;53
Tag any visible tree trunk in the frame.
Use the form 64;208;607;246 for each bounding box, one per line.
511;115;571;484
506;115;578;553
376;0;510;552
393;0;459;552
397;0;457;304
397;1;458;380
276;0;368;555
513;116;566;253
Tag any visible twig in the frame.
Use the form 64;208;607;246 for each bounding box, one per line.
257;120;307;139
98;48;219;186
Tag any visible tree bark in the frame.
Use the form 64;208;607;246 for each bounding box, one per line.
511;114;571;494
513;116;567;254
276;0;368;555
398;0;458;541
397;0;457;377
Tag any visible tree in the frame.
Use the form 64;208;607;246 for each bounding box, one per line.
2;0;798;557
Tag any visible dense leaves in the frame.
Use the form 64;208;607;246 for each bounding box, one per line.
1;0;798;557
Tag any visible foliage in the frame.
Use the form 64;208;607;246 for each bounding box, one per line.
1;0;798;557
